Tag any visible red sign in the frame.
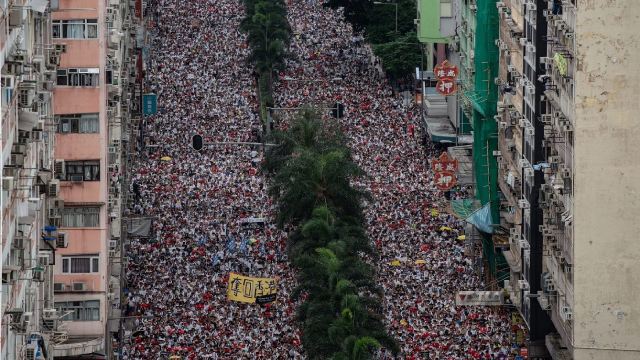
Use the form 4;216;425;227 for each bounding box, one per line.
434;60;459;80
434;172;456;190
434;60;459;96
436;79;456;95
431;152;458;174
431;152;458;190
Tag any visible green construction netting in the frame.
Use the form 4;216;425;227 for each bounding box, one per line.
450;199;483;218
472;0;503;276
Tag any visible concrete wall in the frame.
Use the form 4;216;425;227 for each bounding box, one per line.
573;0;640;357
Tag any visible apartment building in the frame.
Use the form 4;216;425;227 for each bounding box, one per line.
49;0;136;358
493;0;640;358
1;0;63;359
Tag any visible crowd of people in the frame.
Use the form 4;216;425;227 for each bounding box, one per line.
122;0;517;359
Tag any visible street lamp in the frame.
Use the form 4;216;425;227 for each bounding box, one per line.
373;1;398;39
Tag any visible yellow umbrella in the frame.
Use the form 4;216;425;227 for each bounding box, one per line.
415;260;427;264
161;157;171;161
169;356;181;359
440;227;452;231
457;235;466;240
391;260;401;266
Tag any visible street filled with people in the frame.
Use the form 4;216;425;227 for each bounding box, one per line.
123;0;514;359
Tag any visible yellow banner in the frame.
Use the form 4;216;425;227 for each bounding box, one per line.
227;273;277;303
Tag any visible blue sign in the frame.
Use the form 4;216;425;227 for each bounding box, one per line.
142;94;157;114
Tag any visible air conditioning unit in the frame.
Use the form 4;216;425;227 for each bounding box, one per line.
561;168;572;178
524;168;534;178
469;4;477;10
499;122;508;129
563;311;573;321
492;150;502;156
496;1;506;9
470;50;475;59
54;159;65;176
25;342;38;360
562;124;573;132
510;228;519;236
518;239;529;250
525;127;534;136
11;153;25;167
42;309;59;331
413;18;420;25
527;3;536;10
518;199;530;209
32;129;43;141
541;114;553;124
54;282;66;292
55;43;67;53
509;234;521;244
38;253;50;266
12;236;26;249
73;282;87;291
497;101;506;109
2;176;14;192
526;44;535;53
32;269;45;282
519;37;527;46
500;43;508;51
48;179;60;197
50;198;65;209
70;175;84;183
518;279;530;290
56;232;68;248
18;88;36;108
107;293;117;301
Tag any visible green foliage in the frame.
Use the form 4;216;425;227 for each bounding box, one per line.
322;0;372;33
372;33;423;77
263;109;399;359
364;0;416;44
323;0;422;78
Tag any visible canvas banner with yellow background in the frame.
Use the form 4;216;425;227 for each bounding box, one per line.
227;273;277;304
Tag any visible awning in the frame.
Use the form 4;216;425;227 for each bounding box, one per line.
53;337;104;357
18;111;39;131
28;0;49;13
502;250;521;273
422;114;458;143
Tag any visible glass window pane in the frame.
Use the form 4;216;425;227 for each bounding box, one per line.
71;258;90;273
87;25;98;39
62;258;69;273
92;258;99;272
440;2;453;17
61;119;70;133
84;165;91;180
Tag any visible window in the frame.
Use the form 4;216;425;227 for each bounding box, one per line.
53;19;98;39
61;255;100;273
440;1;453;18
57;114;99;134
60;161;100;181
60;207;101;227
56;68;100;87
55;300;100;321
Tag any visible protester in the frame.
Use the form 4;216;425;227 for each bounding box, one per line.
123;0;514;359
